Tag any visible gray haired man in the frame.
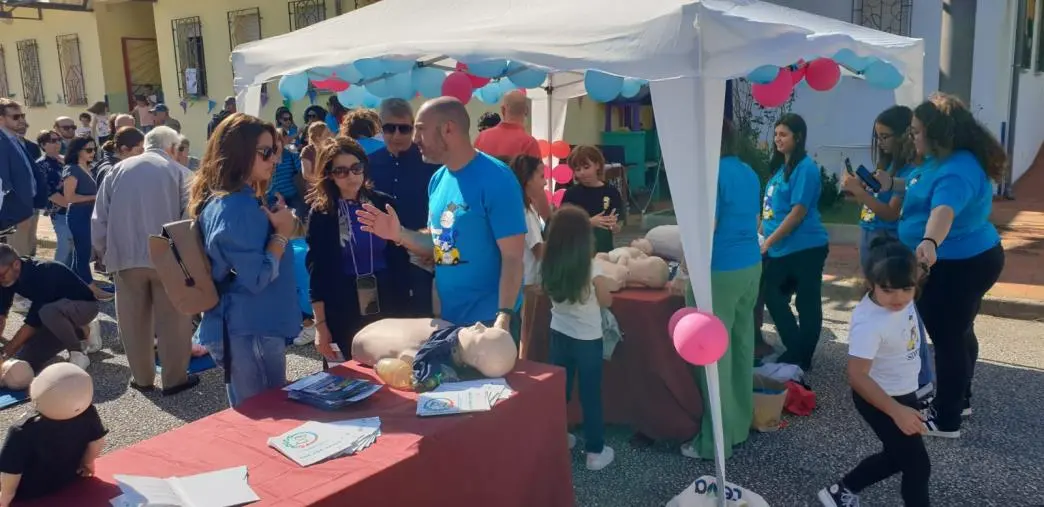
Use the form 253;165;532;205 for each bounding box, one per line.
92;126;198;395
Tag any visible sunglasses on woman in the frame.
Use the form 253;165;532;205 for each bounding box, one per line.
256;146;275;161
84;147;96;153
280;116;292;123
329;162;365;177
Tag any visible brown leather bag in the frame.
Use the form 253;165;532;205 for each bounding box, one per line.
148;218;219;315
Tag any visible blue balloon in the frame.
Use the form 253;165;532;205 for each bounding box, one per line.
278;73;309;101
493;78;517;94
863;60;904;90
620;78;644;99
463;59;508;78
747;65;780;84
337;86;366;108
383;59;416;74
387;70;415;100
584;70;624;102
412;66;446;98
363;91;381;109
366;77;392;98
506;61;547;89
475;83;504;104
333;63;364;84
308;67;336;80
354;58;387;79
833;48;873;73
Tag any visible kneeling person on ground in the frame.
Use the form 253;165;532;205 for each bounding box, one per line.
0;245;99;371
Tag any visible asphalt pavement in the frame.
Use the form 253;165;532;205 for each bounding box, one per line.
1;296;1042;506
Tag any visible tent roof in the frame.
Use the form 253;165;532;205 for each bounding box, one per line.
232;0;923;96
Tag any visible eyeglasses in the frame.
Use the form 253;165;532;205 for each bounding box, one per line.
84;147;96;153
6;113;26;121
279;116;292;122
58;125;76;131
329;162;365;177
256;146;275;161
382;123;414;135
305;114;319;120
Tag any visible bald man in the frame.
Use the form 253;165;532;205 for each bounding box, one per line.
358;97;527;336
475;91;542;160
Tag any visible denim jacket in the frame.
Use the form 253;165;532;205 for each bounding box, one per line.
195;186;300;347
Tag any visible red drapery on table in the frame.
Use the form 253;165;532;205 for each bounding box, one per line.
24;361;575;507
523;288;702;441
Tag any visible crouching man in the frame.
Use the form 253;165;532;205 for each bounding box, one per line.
0;245;99;371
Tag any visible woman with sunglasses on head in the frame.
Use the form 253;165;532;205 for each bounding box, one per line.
759;113;829;371
61;137;113;301
305;137;407;364
189;113;300;408
884;92;1006;439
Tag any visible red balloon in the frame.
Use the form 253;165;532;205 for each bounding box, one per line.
668;307;700;337
805;57;841;91
441;71;474;104
537;139;551;159
550;140;571;160
312;77;350;92
552;189;566;207
751;67;793;108
456;62;491;88
790;59;806;85
551;164;573;185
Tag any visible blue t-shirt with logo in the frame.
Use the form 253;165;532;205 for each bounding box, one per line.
712;156;761;272
428;152;527;325
898;151;999;260
859;163;914;232
761;155;829;258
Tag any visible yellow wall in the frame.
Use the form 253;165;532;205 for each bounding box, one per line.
94;1;159;114
152;0;603;156
0;8;105;136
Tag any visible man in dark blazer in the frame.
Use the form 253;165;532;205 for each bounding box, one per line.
0;99;42;252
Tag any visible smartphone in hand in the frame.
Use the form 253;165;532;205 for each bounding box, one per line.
856;164;882;193
844;157;855;175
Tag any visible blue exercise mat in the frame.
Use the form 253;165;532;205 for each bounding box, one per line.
155;354;217;374
0;389;28;409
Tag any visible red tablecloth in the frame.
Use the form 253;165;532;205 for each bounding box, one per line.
523;288;702;441
25;361;574;507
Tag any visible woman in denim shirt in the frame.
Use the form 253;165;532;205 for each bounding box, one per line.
188;113;300;408
35;130;72;266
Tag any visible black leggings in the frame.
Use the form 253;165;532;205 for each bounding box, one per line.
843;391;930;506
761;245;828;370
915;244;1004;429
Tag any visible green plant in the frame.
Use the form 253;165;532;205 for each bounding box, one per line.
818;165;842;211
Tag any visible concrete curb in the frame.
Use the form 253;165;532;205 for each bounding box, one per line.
822;278;1044;322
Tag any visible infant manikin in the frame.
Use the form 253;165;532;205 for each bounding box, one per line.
0;360;33;391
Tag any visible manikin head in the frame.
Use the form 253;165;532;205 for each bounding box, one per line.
30;362;93;421
456;322;517;377
0;359;33;390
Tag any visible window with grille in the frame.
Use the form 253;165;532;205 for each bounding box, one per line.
289;0;326;30
0;45;10;99
852;0;913;36
15;39;45;107
228;7;263;50
56;34;87;106
172;16;207;97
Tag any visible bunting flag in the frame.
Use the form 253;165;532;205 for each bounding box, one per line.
207;99;217;114
179;99;188;114
307;89;318;105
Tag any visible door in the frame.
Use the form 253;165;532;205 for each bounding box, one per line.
122;38;162;112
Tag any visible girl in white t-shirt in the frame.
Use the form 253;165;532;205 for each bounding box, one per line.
541;205;614;471
818;237;930;507
507;155;546;357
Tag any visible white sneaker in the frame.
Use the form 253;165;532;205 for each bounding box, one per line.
83;319;103;354
567;433;576;450
585;445;614;471
69;351;91;370
294;324;316;346
11;296;30;314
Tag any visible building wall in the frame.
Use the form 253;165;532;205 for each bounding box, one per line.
94;1;159;114
0;8;105;136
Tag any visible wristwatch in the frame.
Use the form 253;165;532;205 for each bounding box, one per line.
496;308;515;318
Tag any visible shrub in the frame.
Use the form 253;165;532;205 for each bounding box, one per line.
818;164;842;211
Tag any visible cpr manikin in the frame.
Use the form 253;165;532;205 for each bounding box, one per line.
352;319;518;391
0;360;33;391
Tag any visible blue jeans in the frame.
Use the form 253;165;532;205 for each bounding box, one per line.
50;213;73;267
549;329;604;453
67;205;93;284
208;335;288;408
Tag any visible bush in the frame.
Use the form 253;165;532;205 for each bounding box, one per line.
818;165;842;211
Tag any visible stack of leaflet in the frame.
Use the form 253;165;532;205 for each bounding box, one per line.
416;378;514;417
268;417;381;467
109;466;259;506
283;371;382;410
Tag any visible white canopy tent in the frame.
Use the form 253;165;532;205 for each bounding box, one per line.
232;0;923;499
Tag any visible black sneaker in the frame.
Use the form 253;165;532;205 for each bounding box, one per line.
818;483;860;507
924;414;961;439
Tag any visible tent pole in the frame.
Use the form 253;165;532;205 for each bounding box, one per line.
546;83;555;195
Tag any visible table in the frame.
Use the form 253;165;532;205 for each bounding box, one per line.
522;288;702;441
26;361;575;507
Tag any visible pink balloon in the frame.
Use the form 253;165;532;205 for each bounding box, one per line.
545;189;553;205
552;189;565;207
312;77;349;92
441;71;474;104
551;164;573;185
668;307;700;338
790;59;806;85
805;57;841;91
456;62;491;88
751;67;793;108
672;311;729;366
543;164;552;180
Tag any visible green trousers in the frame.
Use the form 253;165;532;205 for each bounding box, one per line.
685;262;762;459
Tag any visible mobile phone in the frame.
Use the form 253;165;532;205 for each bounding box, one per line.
844;157;855;175
856;164;882;193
